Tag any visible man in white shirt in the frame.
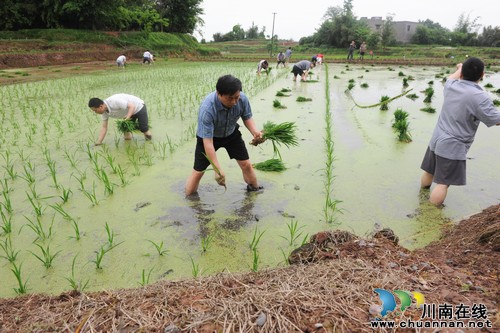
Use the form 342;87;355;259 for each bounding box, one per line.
88;94;152;145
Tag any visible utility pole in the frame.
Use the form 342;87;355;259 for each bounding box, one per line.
270;12;277;57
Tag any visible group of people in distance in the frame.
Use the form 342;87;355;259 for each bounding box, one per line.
347;40;369;61
93;45;499;207
115;50;154;68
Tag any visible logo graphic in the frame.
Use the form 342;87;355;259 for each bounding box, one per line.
372;289;425;318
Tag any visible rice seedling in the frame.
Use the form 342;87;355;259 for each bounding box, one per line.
92;241;123;270
398;71;405;76
273;99;287;109
189;255;202;278
71;169;87;191
19;163;36;186
492;99;500;106
423;87;434;103
296;96;312;102
201;152;226;190
249;226;265;252
379;95;390;111
201;234;214;253
157;141;168;160
115;165;129;186
360;83;369;88
253;158;286;172
0;237;19;263
58;186;72;203
280;220;307;247
63;148;79;169
484;83;494;88
50;203;74;221
0;190;13;215
402;77;409;87
64;255;89;292
100;169;114;195
251;248;260;272
139;267;154;286
428;80;434;85
69;219;82;241
26;192;45;217
147;240;169;256
0;208;12;235
11;262;28;295
104;222;116;247
29;243;60;269
46;160;59;189
407;75;415;80
392;109;412;143
347;82;355;90
81;181;99;206
23;216;53;241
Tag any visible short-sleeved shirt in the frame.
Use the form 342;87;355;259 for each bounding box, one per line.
196;91;252;139
294;60;312;71
102;94;145;121
428;79;500;160
285;49;292;58
116;55;126;63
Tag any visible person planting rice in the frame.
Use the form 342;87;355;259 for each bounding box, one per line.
420;57;500;206
291;59;316;81
184;74;263;196
88;94;152;145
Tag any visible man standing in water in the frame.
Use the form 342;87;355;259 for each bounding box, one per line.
185;75;263;196
420;57;500;206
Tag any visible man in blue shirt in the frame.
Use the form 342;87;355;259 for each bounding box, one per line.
420;57;500;206
185;75;264;196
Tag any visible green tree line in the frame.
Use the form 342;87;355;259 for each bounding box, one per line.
300;1;499;48
0;0;204;33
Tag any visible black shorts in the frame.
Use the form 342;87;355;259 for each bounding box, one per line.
420;147;466;185
291;65;304;77
130;105;149;133
193;127;250;171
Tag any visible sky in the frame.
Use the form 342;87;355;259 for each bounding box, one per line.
194;0;497;42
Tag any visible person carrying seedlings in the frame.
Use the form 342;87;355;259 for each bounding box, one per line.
88;94;152;145
420;57;500;206
291;59;315;82
257;60;269;75
185;74;264;196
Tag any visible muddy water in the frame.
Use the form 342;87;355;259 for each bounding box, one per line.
0;61;499;297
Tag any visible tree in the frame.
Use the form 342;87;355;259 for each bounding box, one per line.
477;26;500;47
156;0;204;34
411;20;450;45
246;23;259;39
380;14;396;46
451;12;480;46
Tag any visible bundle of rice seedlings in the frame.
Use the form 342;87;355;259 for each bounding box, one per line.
116;119;140;133
249;121;299;159
280;88;291;92
392;109;412;143
347;82;355;90
492;99;500;106
273;99;287;109
406;93;419;100
275;91;290;97
360;83;369;88
296;96;312;102
420;106;436;113
423;87;434;103
253;158;286;172
379;95;390;111
402;78;409;87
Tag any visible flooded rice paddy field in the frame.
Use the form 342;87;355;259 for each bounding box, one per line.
0;61;499;297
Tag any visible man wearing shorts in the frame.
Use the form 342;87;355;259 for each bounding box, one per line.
420;57;500;206
185;75;264;196
291;59;315;81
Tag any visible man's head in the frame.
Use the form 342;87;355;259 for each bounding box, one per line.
461;57;484;82
88;98;106;114
216;75;242;109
